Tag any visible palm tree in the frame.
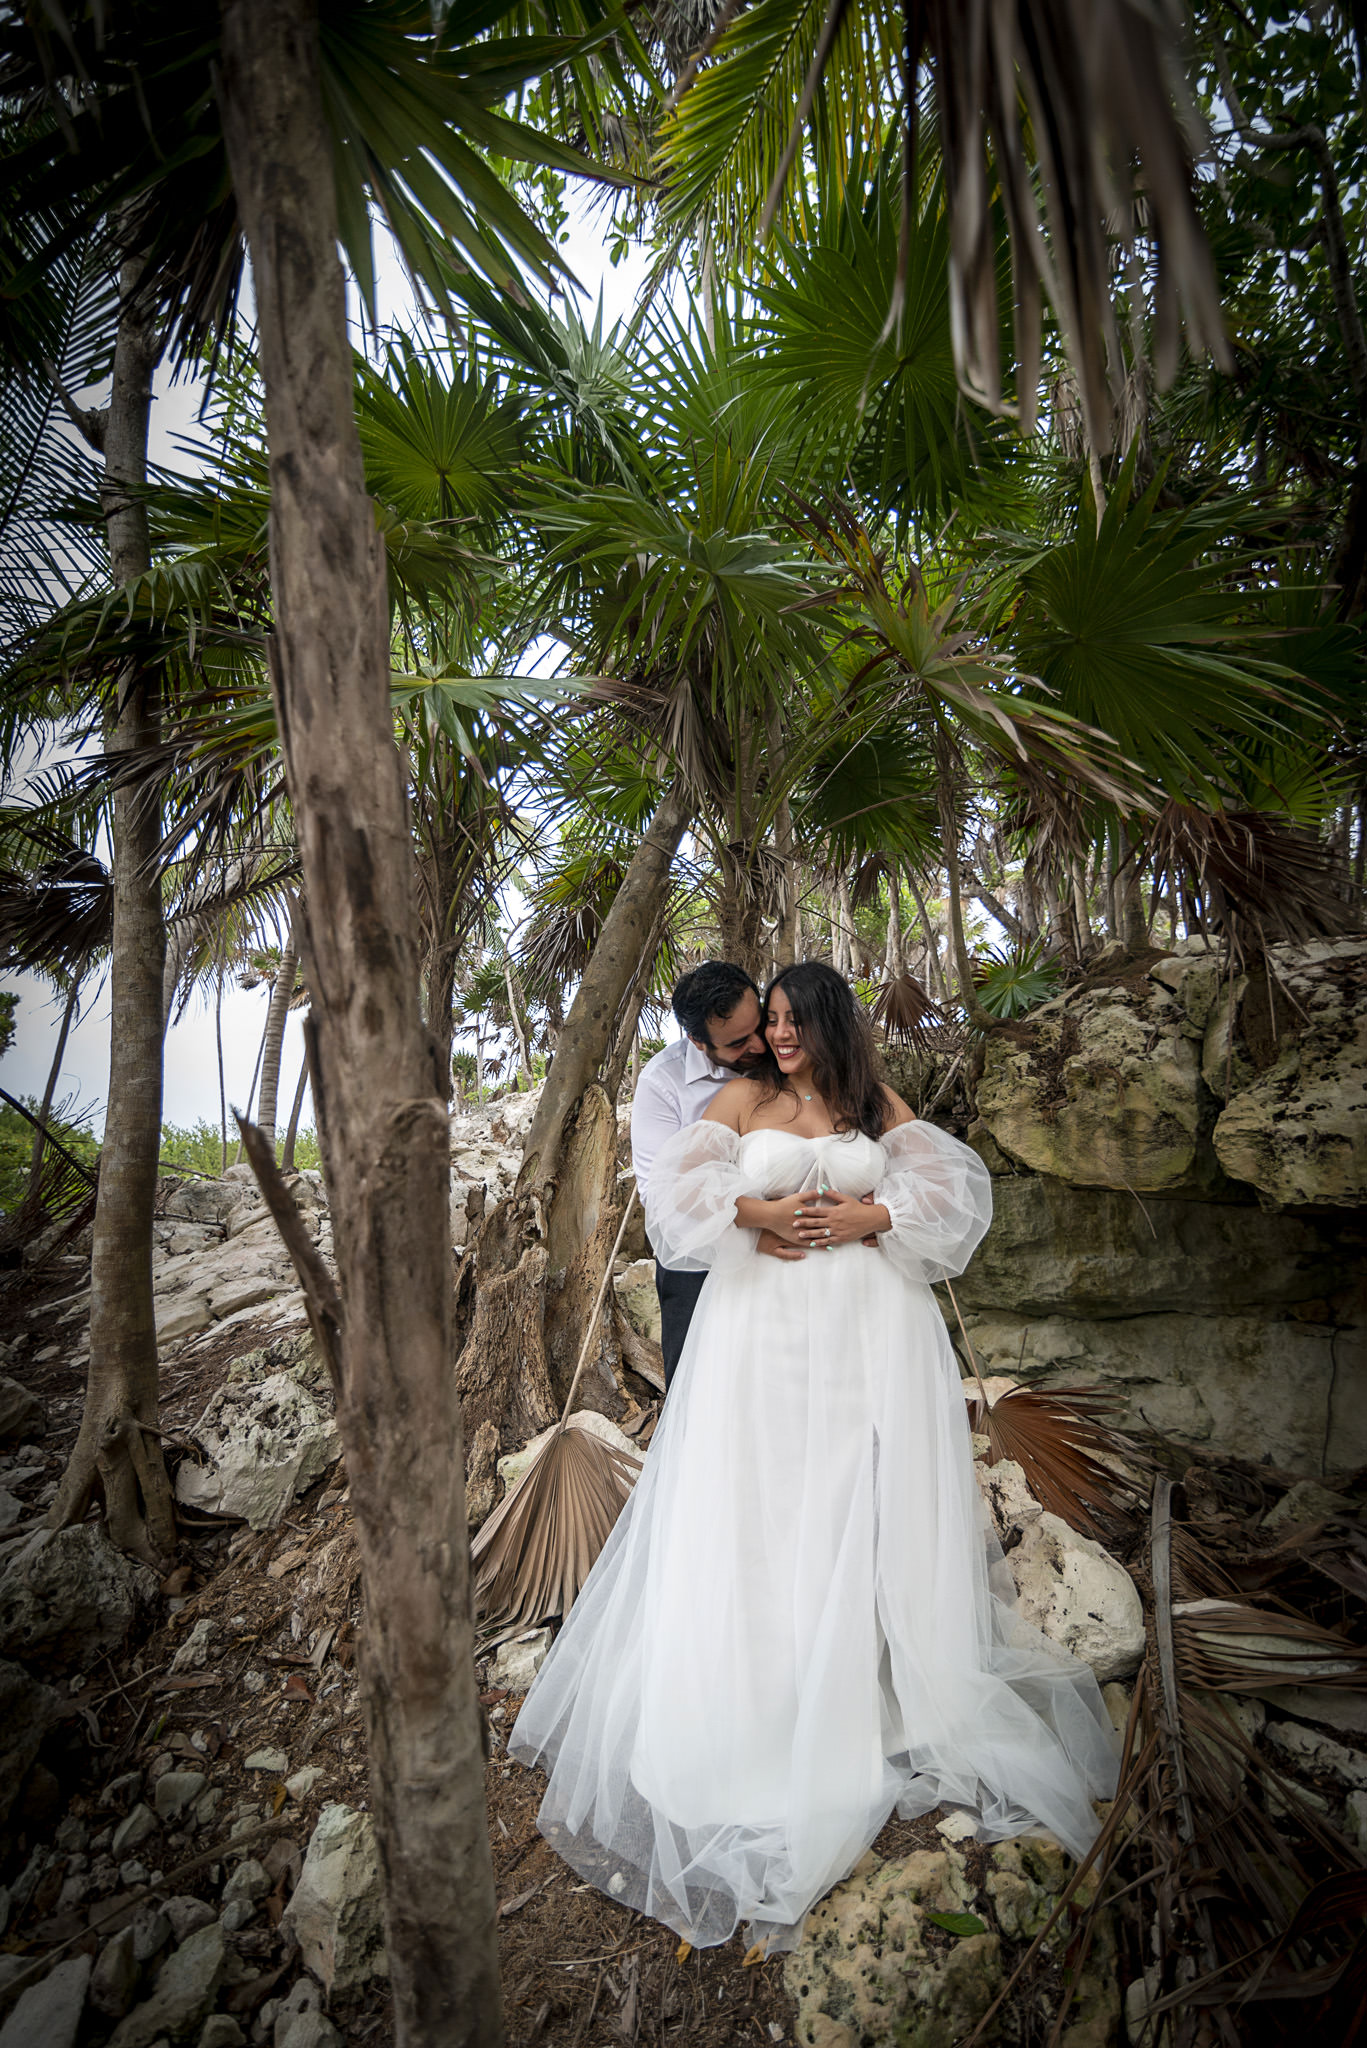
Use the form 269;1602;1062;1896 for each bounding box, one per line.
2;5;644;2035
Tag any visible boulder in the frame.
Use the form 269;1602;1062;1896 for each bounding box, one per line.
977;981;1208;1193
90;1927;140;2020
106;1923;226;2048
492;1628;552;1693
786;1835;1118;2048
0;1524;157;1673
175;1374;338;1530
977;1458;1145;1682
0;1954;91;2048
0;1379;44;1446
0;1659;59;1831
280;1804;387;1995
1211;940;1367;1206
784;1848;1000;2048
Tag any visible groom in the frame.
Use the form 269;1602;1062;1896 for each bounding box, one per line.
630;962;771;1389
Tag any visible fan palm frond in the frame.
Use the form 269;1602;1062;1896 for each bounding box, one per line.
869;970;940;1045
470;1415;641;1635
967;1381;1145;1540
471;1192;643;1636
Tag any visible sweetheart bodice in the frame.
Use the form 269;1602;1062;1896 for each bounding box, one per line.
737;1127;885;1198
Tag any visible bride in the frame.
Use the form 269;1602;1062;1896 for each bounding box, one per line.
510;962;1120;1953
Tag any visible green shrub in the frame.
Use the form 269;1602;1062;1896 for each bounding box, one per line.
0;1099;99;1214
158;1121;322;1177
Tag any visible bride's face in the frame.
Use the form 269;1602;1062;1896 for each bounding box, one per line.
765;985;812;1082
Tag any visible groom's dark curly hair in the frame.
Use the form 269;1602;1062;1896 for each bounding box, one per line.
672;961;759;1045
753;962;890;1139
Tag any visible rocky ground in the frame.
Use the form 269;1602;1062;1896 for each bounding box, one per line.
0;1027;1364;2047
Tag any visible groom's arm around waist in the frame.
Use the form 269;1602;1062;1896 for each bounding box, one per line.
629;1047;684;1208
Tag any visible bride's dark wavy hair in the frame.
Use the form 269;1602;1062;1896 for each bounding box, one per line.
755;962;890;1138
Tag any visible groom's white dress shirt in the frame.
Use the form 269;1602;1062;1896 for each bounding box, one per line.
630;1035;731;1210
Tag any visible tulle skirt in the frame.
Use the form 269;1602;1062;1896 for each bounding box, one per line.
509;1241;1120;1951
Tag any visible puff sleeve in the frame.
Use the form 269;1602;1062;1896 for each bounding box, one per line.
873;1121;992;1283
642;1121;768;1275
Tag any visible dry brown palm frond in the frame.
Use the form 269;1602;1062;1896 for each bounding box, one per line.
869;970;941;1046
946;1275;1144;1539
1146;801;1359;953
471;1192;643;1635
470;1416;641;1635
967;1382;1145;1540
1172;1595;1367;1693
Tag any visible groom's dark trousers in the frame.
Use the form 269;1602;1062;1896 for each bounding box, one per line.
655;1263;706;1391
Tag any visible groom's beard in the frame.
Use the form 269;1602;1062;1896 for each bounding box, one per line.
716;1050;766;1075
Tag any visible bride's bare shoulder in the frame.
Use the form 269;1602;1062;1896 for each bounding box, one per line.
701;1077;764;1131
880;1084;915;1129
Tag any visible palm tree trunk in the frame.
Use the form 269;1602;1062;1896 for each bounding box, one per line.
48;252;175;1565
255;918;298;1152
521;776;694;1188
27;978;79;1201
281;1051;310;1173
219;8;501;2044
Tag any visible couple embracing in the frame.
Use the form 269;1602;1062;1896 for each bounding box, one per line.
511;960;1119;1955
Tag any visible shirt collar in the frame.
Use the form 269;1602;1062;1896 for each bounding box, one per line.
682;1036;727;1085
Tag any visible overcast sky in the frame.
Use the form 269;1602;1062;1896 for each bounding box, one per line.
1;193;663;1135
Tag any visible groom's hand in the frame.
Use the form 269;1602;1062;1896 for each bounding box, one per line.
860;1192;878;1248
757;1227;805;1262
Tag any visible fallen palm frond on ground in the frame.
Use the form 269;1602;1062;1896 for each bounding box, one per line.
965;1474;1367;2048
471;1190;642;1634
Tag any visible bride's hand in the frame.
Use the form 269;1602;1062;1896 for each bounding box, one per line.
794;1193;891;1246
736;1191;809;1244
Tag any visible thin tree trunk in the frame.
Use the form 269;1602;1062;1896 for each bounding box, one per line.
216;965;228;1174
219;8;500;2043
27;978;79;1201
49;254;175;1563
503;958;533;1085
884;872;904;978
906;873;945;999
281;1050;310;1173
522;777;694;1189
767;709;798;970
255;918;298;1152
233;998;271;1165
934;735;993;1030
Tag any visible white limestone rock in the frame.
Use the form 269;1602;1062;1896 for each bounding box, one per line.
1008;1511;1146;1681
281;1804;388;1995
491;1628;552;1693
977;1455;1145;1682
0;1954;91;2048
174;1373;338;1530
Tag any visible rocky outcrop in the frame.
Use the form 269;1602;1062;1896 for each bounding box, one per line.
1204;939;1367;1206
784;1836;1117;2048
979;936;1365;1207
960;937;1366;1476
152;1168;329;1346
174;1332;339;1530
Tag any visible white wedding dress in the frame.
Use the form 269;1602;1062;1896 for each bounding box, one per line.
510;1120;1120;1951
